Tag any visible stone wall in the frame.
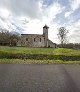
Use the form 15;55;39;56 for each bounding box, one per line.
21;34;45;47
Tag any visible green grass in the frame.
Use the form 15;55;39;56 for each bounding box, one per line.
0;46;80;62
53;48;80;56
0;46;80;55
0;46;54;54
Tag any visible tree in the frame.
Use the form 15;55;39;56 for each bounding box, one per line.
0;29;10;45
0;28;20;46
58;27;68;47
10;33;20;46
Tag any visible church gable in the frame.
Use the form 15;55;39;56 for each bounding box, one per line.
48;39;57;48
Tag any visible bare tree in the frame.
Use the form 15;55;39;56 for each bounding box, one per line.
58;27;68;47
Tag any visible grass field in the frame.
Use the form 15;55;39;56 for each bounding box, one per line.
0;46;80;64
0;46;80;55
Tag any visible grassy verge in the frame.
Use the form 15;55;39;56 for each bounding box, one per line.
0;59;80;64
0;46;80;63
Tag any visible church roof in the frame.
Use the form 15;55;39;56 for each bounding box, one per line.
43;24;49;28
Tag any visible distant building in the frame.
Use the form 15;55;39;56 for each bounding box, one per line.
18;25;57;47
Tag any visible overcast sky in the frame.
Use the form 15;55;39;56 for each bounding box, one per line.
0;0;80;43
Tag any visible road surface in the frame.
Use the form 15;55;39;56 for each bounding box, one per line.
0;64;80;92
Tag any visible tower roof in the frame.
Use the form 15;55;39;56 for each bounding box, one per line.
43;24;49;28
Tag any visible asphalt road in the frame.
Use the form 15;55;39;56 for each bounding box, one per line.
0;64;80;92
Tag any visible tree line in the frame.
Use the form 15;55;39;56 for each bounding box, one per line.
58;43;80;49
0;28;20;46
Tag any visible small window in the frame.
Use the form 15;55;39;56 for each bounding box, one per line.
34;38;35;42
26;38;28;41
40;38;41;42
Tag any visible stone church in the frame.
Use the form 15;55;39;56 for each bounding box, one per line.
19;25;56;48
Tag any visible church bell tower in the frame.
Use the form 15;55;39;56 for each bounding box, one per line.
43;24;49;47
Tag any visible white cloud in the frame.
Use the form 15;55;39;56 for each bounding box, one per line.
66;19;80;43
70;0;80;10
65;11;72;18
48;23;60;43
0;0;43;19
0;8;10;19
23;19;43;34
65;0;80;18
0;18;8;29
42;2;65;23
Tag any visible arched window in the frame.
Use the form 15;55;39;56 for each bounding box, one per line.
40;38;41;42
